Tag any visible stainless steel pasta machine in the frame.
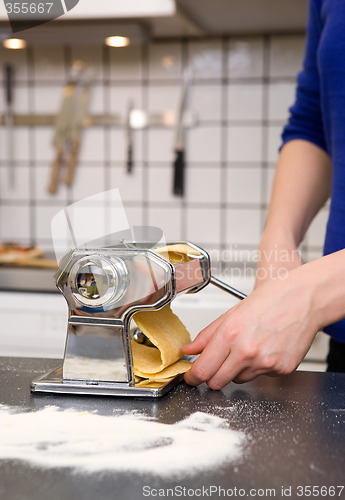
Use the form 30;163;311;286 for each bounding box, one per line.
31;242;246;397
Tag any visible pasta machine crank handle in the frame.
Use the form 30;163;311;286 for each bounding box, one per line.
209;276;247;300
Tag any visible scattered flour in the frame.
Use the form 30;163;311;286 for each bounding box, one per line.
0;405;244;476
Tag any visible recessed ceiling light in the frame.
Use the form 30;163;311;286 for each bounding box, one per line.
3;38;27;50
105;36;130;48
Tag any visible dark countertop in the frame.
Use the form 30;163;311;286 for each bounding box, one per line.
0;357;344;500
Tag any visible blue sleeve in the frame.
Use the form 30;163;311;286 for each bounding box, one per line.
281;0;328;153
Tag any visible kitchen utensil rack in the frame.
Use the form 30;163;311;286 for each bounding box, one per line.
0;110;198;129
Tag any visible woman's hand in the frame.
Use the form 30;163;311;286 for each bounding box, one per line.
182;266;320;389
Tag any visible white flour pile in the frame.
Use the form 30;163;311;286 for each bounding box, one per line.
0;405;244;476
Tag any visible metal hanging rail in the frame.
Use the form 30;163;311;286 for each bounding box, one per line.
0;110;198;129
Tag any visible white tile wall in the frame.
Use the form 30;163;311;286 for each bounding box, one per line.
110;128;144;163
148;42;182;80
0;46;29;81
268;82;296;122
227;37;264;79
32;85;65;114
0;165;30;201
147;206;183;241
269;35;305;78
0;128;30;162
265;166;276;204
186;207;222;245
77;129;105;163
109;45;143;82
147;84;180;113
0;206;31;242
0;85;30;113
109;85;143;116
33;46;65;83
122;206;144;229
190;84;222;122
34;165;68;202
147;166;180;204
226;208;262;246
227;126;262;163
266;124;283;163
69;164;106;202
33;127;55;162
34;203;64;240
0;33;327;269
147;129;175;164
88;83;106;114
186;167;222;204
227;84;263;122
70;46;104;81
305;209;329;247
188;40;223;80
109;165;144;203
187;126;222;163
226;167;262;204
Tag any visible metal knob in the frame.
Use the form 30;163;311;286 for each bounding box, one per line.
69;254;129;308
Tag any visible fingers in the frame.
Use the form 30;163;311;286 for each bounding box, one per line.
183;307;266;389
206;356;244;390
207;361;264;388
183;322;232;387
187;353;268;390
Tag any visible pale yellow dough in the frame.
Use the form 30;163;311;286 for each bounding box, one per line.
131;305;192;384
155;243;200;264
132;244;200;386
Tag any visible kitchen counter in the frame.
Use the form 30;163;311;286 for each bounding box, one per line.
0;357;344;500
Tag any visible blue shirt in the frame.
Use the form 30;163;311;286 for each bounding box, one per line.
281;0;345;342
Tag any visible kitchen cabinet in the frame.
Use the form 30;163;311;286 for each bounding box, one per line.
0;0;308;40
0;0;175;21
0;357;344;500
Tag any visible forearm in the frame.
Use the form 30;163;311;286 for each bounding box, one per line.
256;139;332;284
263;139;332;246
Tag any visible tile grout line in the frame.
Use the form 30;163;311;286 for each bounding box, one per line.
260;34;271;237
141;42;149;227
27;45;36;247
103;44;111;197
220;35;229;273
64;45;73;208
180;37;188;242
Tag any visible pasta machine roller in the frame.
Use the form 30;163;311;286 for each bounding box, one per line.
31;242;246;397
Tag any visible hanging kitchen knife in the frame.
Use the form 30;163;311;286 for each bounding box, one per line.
173;67;192;196
125;100;134;174
47;62;83;194
64;71;93;187
4;63;15;188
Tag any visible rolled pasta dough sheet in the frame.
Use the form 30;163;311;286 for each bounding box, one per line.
131;305;192;383
132;244;199;384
